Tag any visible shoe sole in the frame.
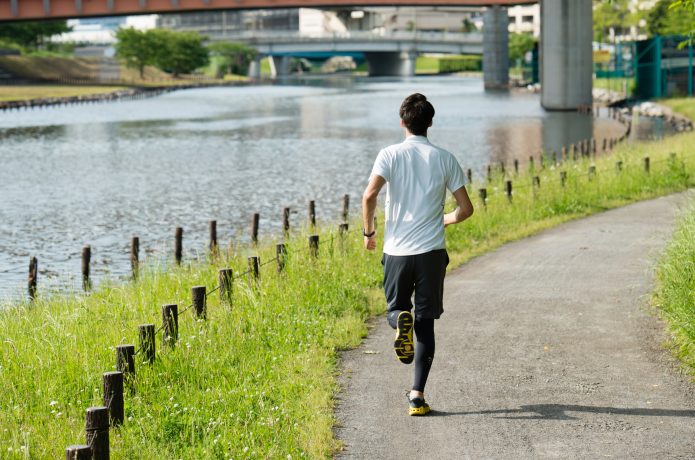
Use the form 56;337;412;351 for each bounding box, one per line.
409;405;431;416
394;311;414;364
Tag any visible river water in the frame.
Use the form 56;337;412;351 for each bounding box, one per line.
0;76;644;298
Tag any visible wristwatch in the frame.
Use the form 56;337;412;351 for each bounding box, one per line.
363;228;376;238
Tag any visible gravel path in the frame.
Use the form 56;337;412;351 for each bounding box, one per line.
336;192;695;459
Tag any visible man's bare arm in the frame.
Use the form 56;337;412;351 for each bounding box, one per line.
362;175;386;250
443;186;474;226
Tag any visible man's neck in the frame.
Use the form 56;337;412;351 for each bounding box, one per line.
405;130;427;138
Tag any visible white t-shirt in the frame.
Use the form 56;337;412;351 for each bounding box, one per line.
370;135;467;256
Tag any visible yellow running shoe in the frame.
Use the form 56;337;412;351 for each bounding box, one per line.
394;311;414;364
408;396;431;416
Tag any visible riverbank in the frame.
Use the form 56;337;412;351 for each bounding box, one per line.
654;202;695;374
1;98;694;458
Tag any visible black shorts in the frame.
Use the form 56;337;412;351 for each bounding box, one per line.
382;249;449;320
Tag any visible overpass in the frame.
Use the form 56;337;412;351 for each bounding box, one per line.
234;30;483;77
0;0;593;111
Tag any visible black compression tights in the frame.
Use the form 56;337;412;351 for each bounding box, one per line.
413;318;435;393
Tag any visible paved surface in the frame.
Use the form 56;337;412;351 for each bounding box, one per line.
336;192;695;459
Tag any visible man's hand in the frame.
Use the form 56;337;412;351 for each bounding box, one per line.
364;235;377;250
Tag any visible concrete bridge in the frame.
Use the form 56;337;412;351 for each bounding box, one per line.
233;30;482;77
0;0;593;111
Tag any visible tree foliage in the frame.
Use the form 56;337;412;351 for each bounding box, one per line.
208;41;257;76
115;28;209;78
646;0;695;36
508;32;535;62
0;21;70;49
593;0;644;42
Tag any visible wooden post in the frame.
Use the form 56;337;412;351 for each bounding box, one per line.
283;207;290;235
65;445;91;459
191;286;206;320
616;161;623;172
592;138;597;155
208;220;217;253
539;154;545;169
529;156;535;170
28;256;38;301
561;146;567;161
478;188;487;208
513;159;519;174
466;168;472;184
138;324;155;364
309;235;319;258
603;138;607;152
103;371;124;425
644;157;650;174
560;171;567;187
339;223;349;235
551;151;557;166
219;269;233;306
162;304;178;348
251;213;260;244
342;194;350;222
276;244;287;273
308;200;316;228
81;245;91;292
116;344;135;377
85;407;109;460
174;227;183;265
248;256;259;280
487;164;492;182
130;237;139;280
499;161;505;174
588;166;597;180
505;180;512;203
533;176;541;189
572;144;578;161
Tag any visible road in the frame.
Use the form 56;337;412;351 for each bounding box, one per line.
336;192;695;459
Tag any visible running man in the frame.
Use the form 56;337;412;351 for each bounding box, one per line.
362;93;474;416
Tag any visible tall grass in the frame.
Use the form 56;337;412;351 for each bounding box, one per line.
1;128;694;459
654;204;695;373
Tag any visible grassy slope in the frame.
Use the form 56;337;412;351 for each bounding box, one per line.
655;204;695;374
0;85;126;102
1;114;695;458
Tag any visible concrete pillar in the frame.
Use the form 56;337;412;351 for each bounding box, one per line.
269;55;290;78
540;0;593;110
483;6;509;90
364;51;417;77
247;55;261;80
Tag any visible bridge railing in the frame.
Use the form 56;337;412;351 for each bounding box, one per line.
209;30;482;44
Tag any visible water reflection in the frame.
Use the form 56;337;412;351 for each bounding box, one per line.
0;76;639;298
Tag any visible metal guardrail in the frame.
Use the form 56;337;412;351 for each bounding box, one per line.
207;30;483;44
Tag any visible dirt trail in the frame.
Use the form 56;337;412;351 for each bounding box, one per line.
336;192;695;459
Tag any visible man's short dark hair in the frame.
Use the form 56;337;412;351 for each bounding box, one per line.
399;93;435;136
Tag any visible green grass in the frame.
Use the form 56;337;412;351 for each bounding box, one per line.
654;203;695;374
593;77;635;97
1;125;695;458
0;85;127;102
662;97;695;121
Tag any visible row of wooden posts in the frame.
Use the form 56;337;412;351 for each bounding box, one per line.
59;156;673;459
61;196;356;459
28;195;352;301
475;155;665;208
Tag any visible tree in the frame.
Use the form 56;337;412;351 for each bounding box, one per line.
115;27;157;79
0;20;70;49
151;29;209;77
508;32;535;63
646;0;695;38
593;0;644;42
208;41;257;76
